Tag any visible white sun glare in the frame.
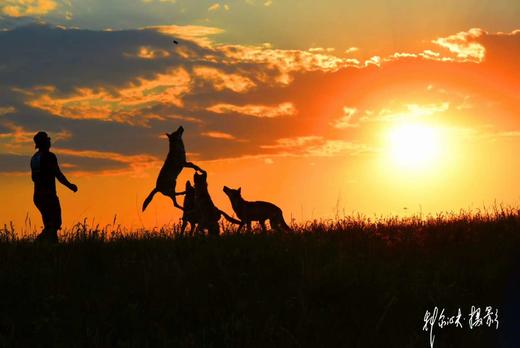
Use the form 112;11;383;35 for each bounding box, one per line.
388;123;441;170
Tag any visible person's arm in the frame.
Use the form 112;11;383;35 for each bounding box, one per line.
52;154;78;192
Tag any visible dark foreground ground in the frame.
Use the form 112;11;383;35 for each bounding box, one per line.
1;210;520;347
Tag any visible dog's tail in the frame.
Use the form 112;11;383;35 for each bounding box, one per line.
218;209;242;225
279;217;292;232
142;188;158;211
276;210;292;232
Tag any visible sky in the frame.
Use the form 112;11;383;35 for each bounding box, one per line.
0;0;519;231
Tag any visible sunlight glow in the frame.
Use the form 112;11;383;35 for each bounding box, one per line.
387;123;441;170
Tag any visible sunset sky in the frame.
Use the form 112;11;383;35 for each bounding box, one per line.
0;0;519;230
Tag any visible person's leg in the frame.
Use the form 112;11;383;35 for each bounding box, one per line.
48;195;62;243
35;195;61;243
34;194;48;242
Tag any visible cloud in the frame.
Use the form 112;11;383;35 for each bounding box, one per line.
146;24;224;47
55;147;161;176
308;47;335;53
364;55;381;67
1;0;57;17
432;28;486;63
193;66;255;93
217;44;361;84
0;106;16;116
0;122;71;154
347;103;450;125
207;102;296;118
201;131;237;140
128;46;171;60
0;24;518;174
23;68;191;125
207;3;229;11
208;3;220;11
332;107;358;129
261;136;371;157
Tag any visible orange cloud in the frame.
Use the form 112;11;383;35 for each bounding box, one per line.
207;102;296;118
127;46;171;60
208;3;220;11
345;103;450;126
24;68;191;125
201;131;237;140
374;103;450;123
217;44;361;84
193;66;255;93
0;106;16;116
332;107;358;129
432;28;486;63
55;147;162;177
1;0;57;17
0;122;71;154
146;25;224;47
261;136;371;157
208;3;229;11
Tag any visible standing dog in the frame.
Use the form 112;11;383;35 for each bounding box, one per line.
193;172;241;236
180;180;197;234
223;186;291;233
142;126;204;211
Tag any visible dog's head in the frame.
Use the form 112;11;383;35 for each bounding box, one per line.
194;171;207;187
223;186;242;200
185;180;194;193
166;126;184;143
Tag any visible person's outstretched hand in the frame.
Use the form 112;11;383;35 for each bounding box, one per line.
69;183;78;192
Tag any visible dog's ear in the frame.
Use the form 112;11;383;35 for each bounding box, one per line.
238;187;242;193
165;133;170;138
186;180;192;188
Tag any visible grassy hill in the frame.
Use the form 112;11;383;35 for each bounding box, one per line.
1;209;519;347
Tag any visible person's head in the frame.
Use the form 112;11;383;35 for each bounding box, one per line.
33;131;51;151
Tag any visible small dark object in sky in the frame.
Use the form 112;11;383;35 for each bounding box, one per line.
173;40;178;44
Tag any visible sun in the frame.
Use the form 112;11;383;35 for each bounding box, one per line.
387;123;441;170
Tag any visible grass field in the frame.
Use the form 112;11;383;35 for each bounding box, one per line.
1;209;520;347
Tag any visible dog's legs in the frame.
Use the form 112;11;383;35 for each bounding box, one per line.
184;161;206;173
246;221;252;233
236;223;245;234
167;185;184;210
260;220;268;233
180;219;187;235
193;223;202;236
208;221;220;237
168;194;184;210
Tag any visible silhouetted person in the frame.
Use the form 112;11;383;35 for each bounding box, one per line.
31;131;77;243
